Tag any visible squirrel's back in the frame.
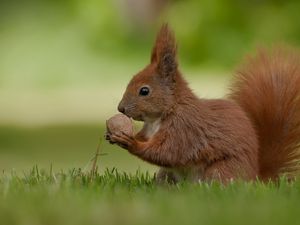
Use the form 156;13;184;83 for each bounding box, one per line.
230;48;300;180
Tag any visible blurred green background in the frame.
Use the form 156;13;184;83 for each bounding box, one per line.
1;0;300;174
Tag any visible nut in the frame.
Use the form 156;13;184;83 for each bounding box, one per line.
106;114;133;136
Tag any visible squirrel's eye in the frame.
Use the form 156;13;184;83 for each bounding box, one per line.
139;87;150;96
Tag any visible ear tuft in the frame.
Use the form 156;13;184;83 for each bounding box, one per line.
158;51;177;77
151;23;178;78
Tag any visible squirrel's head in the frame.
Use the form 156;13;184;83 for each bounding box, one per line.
118;24;179;121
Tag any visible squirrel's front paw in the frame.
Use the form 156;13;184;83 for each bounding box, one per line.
110;132;137;150
104;132;116;144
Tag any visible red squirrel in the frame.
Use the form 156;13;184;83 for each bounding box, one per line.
106;24;300;184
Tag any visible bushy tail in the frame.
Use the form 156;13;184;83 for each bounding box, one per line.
230;47;300;181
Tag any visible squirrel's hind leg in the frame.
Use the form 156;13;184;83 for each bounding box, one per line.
203;158;256;184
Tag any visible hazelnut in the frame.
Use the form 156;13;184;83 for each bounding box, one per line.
106;114;134;136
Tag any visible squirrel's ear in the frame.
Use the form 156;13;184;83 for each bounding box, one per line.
151;24;178;80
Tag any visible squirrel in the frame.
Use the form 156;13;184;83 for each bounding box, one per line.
106;24;300;184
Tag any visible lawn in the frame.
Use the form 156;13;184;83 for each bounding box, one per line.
1;168;300;225
1;119;300;225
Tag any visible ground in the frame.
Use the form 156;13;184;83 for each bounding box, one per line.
1;122;300;225
1;168;299;225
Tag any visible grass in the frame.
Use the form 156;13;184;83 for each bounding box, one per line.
1;167;300;225
1;125;300;225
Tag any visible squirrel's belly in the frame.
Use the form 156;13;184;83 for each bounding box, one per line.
157;165;205;183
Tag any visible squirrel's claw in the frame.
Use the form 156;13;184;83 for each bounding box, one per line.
104;133;110;140
105;132;117;144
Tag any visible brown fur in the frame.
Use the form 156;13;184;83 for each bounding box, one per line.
107;24;300;183
230;48;300;181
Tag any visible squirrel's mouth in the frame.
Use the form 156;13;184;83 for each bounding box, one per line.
121;111;144;122
131;115;144;122
130;114;144;122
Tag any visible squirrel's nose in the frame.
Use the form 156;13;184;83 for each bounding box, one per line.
118;105;125;114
